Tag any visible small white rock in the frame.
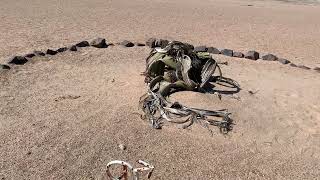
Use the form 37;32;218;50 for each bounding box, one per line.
119;144;126;150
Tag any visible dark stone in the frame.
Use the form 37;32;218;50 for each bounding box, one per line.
314;67;320;72
261;53;278;61
146;38;156;48
194;46;207;52
75;41;90;47
135;42;145;46
8;56;28;65
155;39;169;48
220;49;233;57
57;47;68;53
233;51;244;58
290;63;298;67
0;64;10;70
34;51;45;56
245;51;259;60
24;53;35;58
46;49;58;55
90;38;108;48
69;45;77;51
207;47;220;54
120;40;134;47
297;65;311;70
278;58;290;64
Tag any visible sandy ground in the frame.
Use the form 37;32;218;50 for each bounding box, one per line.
1;0;320;179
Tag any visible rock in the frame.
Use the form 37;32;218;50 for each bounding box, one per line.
278;58;290;64
75;41;90;47
233;51;244;58
57;47;68;52
290;63;297;67
118;144;126;150
90;38;108;48
297;65;311;70
34;51;45;56
120;40;134;47
194;46;207;52
220;49;233;57
244;51;259;60
207;47;220;54
135;42;145;46
146;38;156;48
261;53;278;61
314;67;320;72
8;56;28;65
155;39;169;48
69;45;77;51
0;64;10;70
24;53;35;58
46;49;58;55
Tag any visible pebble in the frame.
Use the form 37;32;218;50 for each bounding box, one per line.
0;64;10;70
220;49;233;57
244;51;259;60
46;49;58;55
69;45;77;51
278;58;290;64
57;47;68;53
34;51;45;56
90;38;108;48
24;53;35;58
119;144;126;150
120;40;134;47
233;51;244;58
261;53;278;61
8;56;28;65
194;46;207;52
207;47;220;54
76;41;90;47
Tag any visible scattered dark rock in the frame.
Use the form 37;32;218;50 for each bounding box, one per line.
146;38;156;48
46;49;58;55
90;38;108;48
24;53;35;58
57;47;68;53
244;51;259;60
108;43;115;46
8;56;28;65
0;64;11;70
194;46;207;52
207;47;220;54
261;53;278;61
135;42;145;46
297;65;311;70
75;41;90;47
290;63;298;67
26;151;32;155
220;49;233;57
314;67;320;72
120;40;135;47
278;58;291;64
155;39;169;48
34;51;45;56
233;51;244;58
69;45;77;51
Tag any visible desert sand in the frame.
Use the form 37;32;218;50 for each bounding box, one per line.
0;0;320;179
